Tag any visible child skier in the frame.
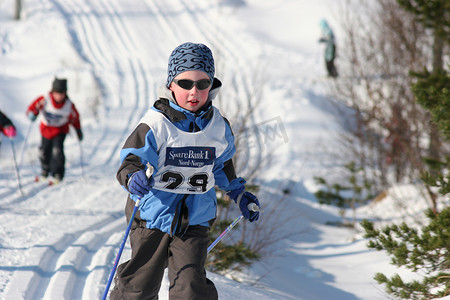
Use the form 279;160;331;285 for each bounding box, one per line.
26;77;83;183
0;110;17;140
111;42;260;300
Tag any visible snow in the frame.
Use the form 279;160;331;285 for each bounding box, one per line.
0;0;444;299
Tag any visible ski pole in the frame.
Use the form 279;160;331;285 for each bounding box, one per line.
78;140;84;178
207;203;261;253
102;163;154;300
9;137;24;196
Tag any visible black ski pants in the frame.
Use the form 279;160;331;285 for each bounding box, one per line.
326;59;338;78
39;133;66;179
110;197;218;300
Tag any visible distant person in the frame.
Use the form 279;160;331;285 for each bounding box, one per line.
110;42;260;300
319;19;338;78
0;110;17;142
26;77;83;183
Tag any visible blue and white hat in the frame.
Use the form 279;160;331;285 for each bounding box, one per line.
166;42;215;88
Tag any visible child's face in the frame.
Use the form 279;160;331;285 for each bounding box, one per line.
169;70;211;112
52;91;66;103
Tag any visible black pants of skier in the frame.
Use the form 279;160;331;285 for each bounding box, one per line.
39;133;66;179
110;197;218;300
325;59;338;78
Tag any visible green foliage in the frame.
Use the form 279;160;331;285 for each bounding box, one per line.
396;2;449;207
206;216;260;273
364;64;450;300
206;239;260;273
314;176;348;209
373;272;450;300
396;0;450;38
410;68;449;202
206;186;260;274
356;2;450;298
411;69;450;139
361;207;450;299
314;161;374;225
421;156;450;196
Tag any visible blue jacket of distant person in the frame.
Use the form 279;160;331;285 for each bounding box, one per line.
319;19;336;62
116;78;245;235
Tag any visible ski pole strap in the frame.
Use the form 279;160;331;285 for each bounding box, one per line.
236;191;245;208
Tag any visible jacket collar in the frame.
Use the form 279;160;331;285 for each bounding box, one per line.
153;98;213;123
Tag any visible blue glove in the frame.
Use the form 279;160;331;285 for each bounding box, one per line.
27;111;37;122
127;169;155;197
227;186;260;222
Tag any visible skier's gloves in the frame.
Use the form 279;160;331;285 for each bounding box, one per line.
227;186;260;222
3;125;16;138
27;111;37;122
76;128;83;141
128;169;155;197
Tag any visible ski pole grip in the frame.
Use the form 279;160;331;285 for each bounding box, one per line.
247;202;262;212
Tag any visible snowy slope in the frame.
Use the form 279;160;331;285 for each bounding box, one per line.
0;0;440;299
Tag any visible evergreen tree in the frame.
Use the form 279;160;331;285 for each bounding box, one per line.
361;2;449;292
396;0;449;212
361;208;450;299
397;0;449;186
361;54;449;300
412;69;450;200
396;0;449;71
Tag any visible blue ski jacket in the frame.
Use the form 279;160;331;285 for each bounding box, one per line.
319;19;336;62
117;78;244;235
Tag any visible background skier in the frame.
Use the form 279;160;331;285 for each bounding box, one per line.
111;42;260;300
319;19;338;78
26;77;83;183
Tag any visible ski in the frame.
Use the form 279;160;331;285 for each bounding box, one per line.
34;175;60;186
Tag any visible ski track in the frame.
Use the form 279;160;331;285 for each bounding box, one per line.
2;168;128;299
54;0;152;167
4;212;125;300
1;0;267;299
1;0;149;298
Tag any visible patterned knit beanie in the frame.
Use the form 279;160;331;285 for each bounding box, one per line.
166;42;215;88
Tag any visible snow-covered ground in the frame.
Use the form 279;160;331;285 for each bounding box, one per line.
0;0;443;299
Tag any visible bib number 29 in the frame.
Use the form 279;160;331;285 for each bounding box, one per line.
161;171;209;192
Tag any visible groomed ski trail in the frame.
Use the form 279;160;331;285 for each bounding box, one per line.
0;0;268;299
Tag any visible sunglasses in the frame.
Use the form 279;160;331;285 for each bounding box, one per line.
173;79;211;90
